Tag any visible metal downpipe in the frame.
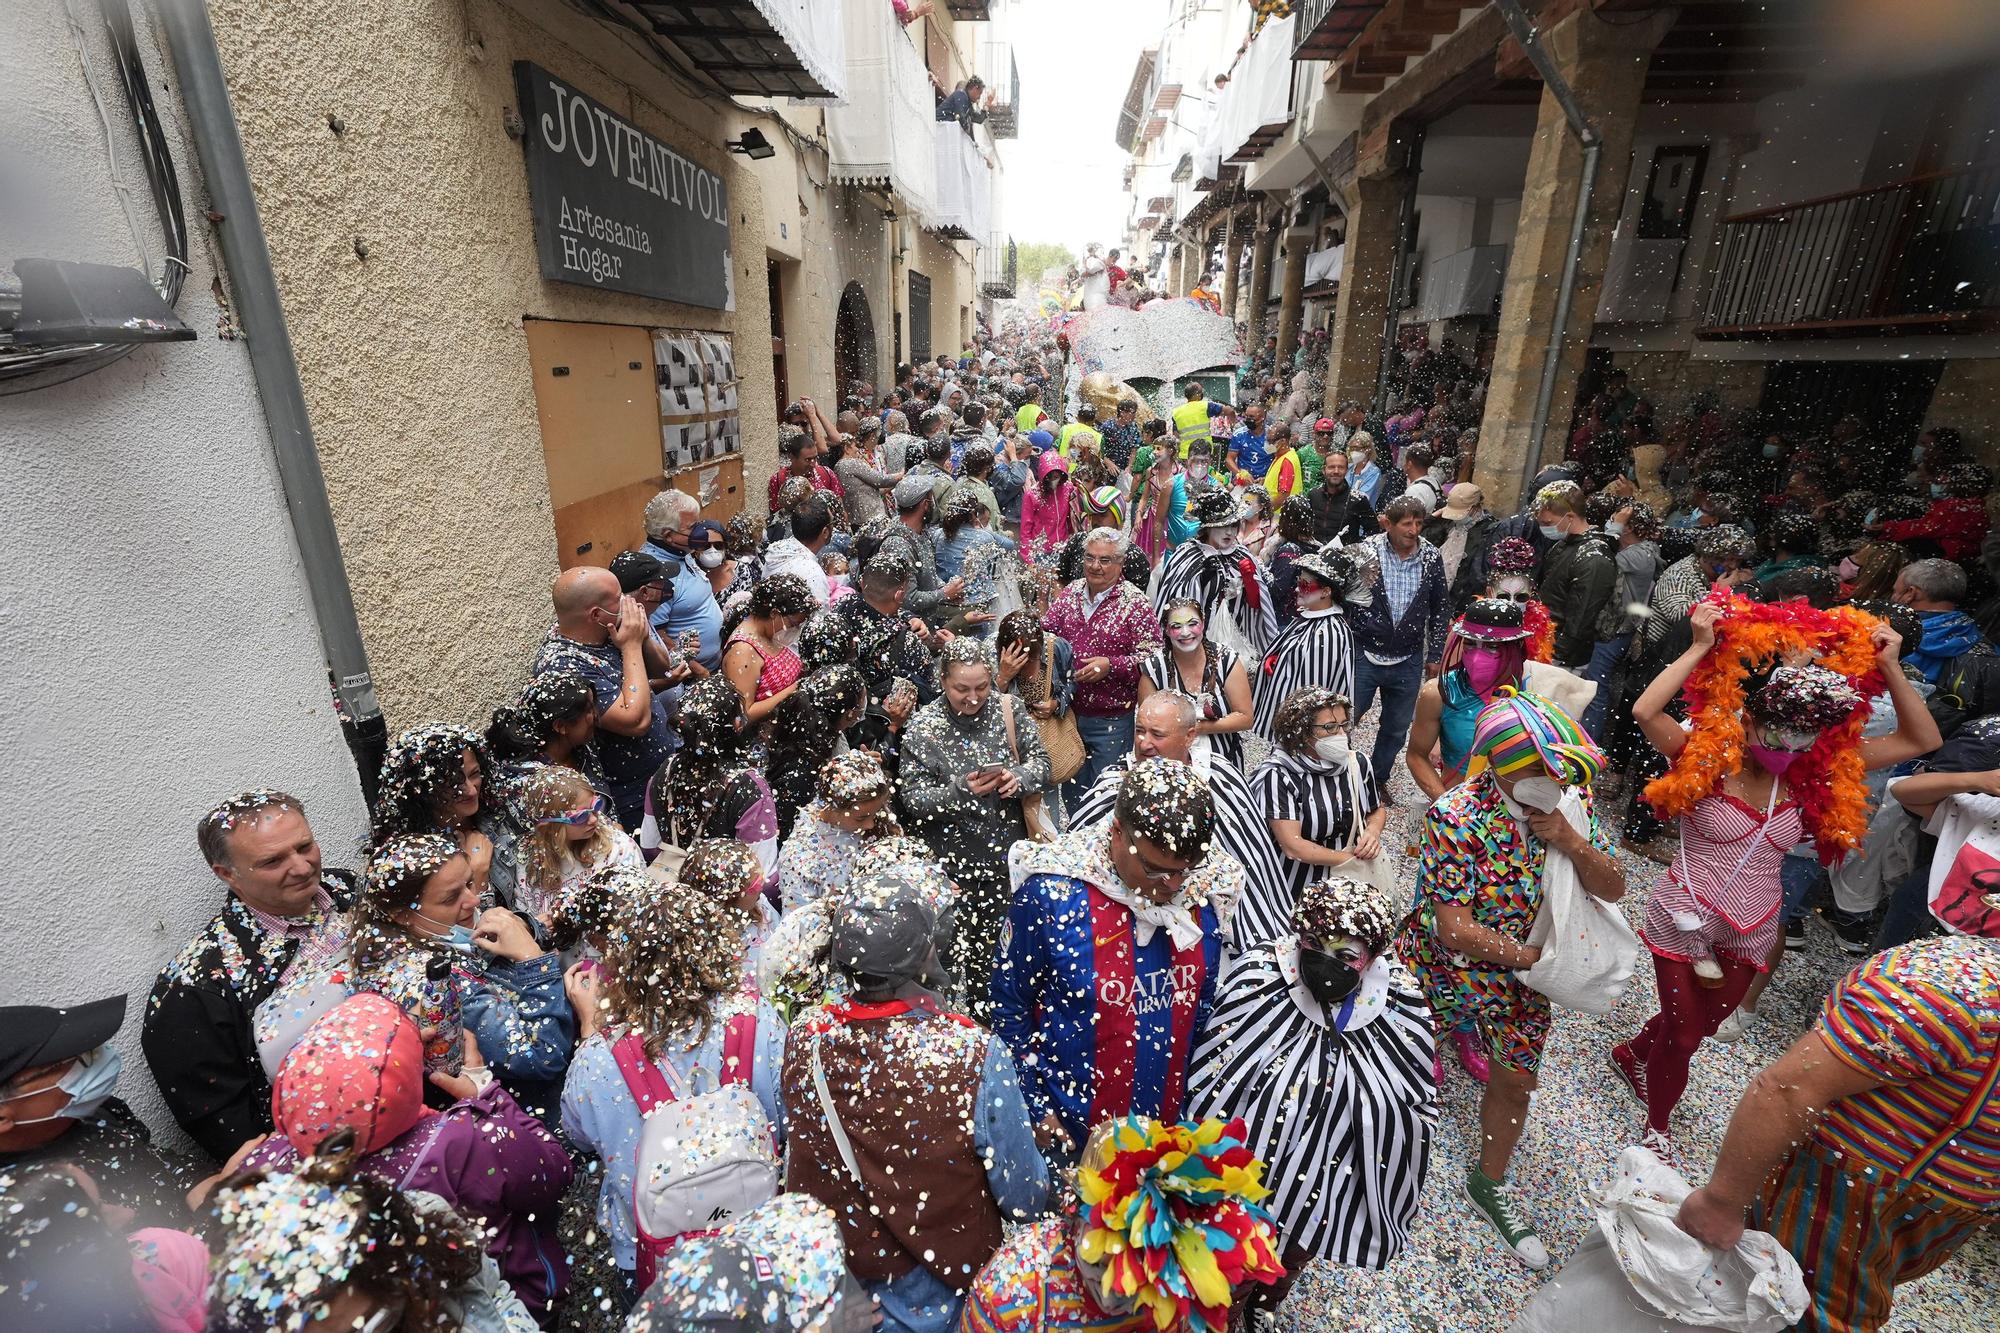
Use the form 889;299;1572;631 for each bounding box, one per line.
157;0;388;799
1492;0;1604;505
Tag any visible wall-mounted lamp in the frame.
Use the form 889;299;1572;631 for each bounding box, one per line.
726;128;776;161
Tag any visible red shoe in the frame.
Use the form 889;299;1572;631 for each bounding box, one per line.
1451;1029;1491;1084
1609;1043;1648;1110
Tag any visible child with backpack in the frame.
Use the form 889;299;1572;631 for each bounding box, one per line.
559;877;785;1311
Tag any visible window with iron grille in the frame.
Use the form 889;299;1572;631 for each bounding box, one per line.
908;271;932;362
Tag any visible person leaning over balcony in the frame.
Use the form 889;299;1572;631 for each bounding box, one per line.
936;75;995;137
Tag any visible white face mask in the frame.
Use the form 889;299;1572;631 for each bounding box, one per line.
1;1045;124;1125
695;548;726;570
1605;519;1626;539
1510;775;1565;813
1315;736;1352;764
774;624;801;650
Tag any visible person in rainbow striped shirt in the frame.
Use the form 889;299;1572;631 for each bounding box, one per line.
1677;925;1998;1332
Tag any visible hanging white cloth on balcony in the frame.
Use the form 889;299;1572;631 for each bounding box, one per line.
931;123;992;244
1194;15;1296;182
827;0;938;225
1304;246;1343;289
751;0;848;106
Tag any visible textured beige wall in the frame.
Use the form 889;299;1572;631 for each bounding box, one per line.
207;0;779;730
1609;351;1768;413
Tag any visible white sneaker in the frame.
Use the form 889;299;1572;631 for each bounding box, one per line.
1712;1005;1757;1044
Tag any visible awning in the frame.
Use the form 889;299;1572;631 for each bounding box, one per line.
626;0;846;101
827;0;937;223
1194;15;1296;181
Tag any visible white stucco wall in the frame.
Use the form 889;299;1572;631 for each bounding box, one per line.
0;2;370;1146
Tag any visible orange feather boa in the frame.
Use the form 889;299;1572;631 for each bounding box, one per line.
1642;592;1884;864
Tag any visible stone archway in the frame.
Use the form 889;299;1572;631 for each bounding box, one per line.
834;281;877;400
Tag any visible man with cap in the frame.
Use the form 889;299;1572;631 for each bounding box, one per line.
783;866;1050;1333
144;789;359;1162
1394;691;1623;1269
1432;483;1496;608
878;476;966;627
1676;924;2000;1332
1306;438;1377;546
610;548;704;692
1067;691;1277;949
1252;548;1363;741
1043;526;1163;802
2;993;197;1229
1152;490;1279;658
993;760;1240;1158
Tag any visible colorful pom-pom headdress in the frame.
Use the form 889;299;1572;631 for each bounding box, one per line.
1075;1117;1286;1333
1471;687;1606;785
1643;590;1882;863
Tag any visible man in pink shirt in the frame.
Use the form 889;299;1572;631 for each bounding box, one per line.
1042;527;1162;805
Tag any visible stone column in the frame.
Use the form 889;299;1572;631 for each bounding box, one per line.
1220;210;1246;317
1275;224;1312;371
1325;170;1407;414
1168;243;1187;299
1245;222;1279;351
1474;6;1677;513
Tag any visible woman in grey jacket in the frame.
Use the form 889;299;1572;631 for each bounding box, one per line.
898;636;1052;1017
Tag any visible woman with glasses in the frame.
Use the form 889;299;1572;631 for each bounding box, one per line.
373;724;527;916
1244;688;1390;951
514;765;643;925
1615;602;1937;1161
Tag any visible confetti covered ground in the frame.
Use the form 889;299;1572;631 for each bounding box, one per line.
1267;731;2000;1333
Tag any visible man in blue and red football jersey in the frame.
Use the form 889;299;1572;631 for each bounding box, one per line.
993;759;1241;1158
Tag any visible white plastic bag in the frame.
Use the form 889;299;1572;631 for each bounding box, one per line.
1519;790;1640;1015
1510;1146;1807;1333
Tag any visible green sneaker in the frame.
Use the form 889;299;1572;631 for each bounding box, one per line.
1464;1169;1550;1269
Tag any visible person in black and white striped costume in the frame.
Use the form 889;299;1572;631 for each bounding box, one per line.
1251;546;1369;741
1188;875;1437;1324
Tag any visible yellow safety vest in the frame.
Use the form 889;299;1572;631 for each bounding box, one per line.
1057;423;1101;458
1171;398;1211;455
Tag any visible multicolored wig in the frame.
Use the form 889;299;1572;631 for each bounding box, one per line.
1470;687;1606;785
1075;1118;1285;1333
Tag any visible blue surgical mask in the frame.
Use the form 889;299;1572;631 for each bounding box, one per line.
1688;508;1705;523
1864;509;1880;526
1538;522;1564;541
1912;444;1927;463
1931;483;1947;498
1;1045;123;1124
1605;519;1626;539
413;908;478;954
1761;442;1780;459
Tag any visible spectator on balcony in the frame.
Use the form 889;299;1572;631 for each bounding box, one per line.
893;0;935;26
937;75;995;137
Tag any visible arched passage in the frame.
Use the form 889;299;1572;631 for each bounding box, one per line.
834;281;877;400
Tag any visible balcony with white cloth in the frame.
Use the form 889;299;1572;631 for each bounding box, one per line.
827;0;938;222
1193;13;1296;184
930;120;993;242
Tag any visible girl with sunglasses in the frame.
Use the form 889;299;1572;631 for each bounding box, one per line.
1616;600;1938;1162
517;765;642;926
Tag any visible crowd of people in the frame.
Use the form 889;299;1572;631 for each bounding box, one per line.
3;313;1996;1333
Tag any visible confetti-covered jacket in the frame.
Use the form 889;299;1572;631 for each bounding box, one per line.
461;950;578;1127
991;828;1226;1146
141;872;357;1162
246;1080;573;1314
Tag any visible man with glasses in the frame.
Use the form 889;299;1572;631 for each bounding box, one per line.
1042;528;1162;806
992;759;1237;1161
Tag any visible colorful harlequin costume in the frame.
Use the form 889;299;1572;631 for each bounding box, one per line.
958;1118;1285;1333
1395;690;1612;1075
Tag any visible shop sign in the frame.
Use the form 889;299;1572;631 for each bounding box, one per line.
514;62;734;310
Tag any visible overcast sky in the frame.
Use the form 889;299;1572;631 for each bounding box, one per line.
997;0;1164;257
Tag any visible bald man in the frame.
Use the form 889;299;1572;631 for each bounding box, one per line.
532;566;669;828
1066;691;1281;950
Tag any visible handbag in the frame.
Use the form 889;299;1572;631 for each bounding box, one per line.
999;693;1058;843
1030;641;1086;785
1519;793;1641;1015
